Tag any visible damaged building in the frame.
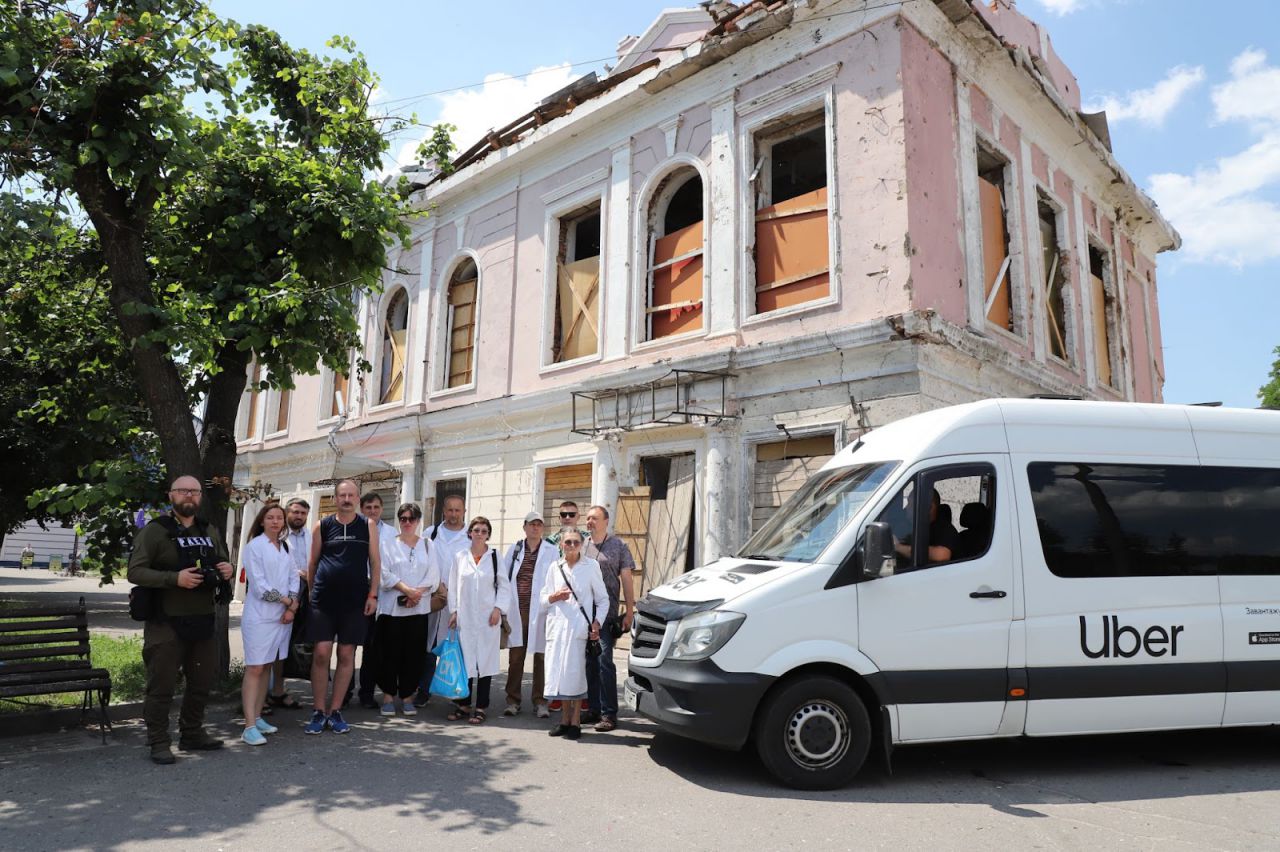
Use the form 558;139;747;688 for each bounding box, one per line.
229;0;1178;584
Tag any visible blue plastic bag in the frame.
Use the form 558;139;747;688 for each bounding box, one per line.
429;629;470;700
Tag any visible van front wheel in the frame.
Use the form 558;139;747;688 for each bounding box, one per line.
754;676;871;789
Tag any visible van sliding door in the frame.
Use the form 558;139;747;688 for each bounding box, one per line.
1018;461;1225;735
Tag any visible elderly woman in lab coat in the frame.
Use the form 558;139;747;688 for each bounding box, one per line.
541;527;607;740
240;504;300;746
446;516;509;724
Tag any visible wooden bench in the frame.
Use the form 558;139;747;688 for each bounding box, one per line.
0;596;113;742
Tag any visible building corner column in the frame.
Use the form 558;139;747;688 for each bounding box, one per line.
703;425;737;564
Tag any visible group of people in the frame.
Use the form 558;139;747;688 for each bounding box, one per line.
129;474;637;764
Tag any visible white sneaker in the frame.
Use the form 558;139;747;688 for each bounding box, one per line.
535;704;550;719
503;703;520;717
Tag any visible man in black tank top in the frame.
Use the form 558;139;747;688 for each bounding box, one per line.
303;479;382;734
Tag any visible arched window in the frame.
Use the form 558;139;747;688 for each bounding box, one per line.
645;168;704;340
445;258;478;388
379;289;409;404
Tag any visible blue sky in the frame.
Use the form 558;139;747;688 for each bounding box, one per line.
211;0;1280;408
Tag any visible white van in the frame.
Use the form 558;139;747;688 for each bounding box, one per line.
624;398;1280;789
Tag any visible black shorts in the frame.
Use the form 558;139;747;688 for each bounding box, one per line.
307;605;368;646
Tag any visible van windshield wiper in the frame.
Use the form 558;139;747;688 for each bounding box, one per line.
739;554;779;561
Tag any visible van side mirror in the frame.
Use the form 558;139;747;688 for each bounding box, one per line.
862;521;895;580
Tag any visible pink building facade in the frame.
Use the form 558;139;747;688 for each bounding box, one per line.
231;0;1176;578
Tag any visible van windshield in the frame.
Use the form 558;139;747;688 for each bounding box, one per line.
739;462;898;563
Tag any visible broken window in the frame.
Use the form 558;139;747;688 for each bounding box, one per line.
379;289;408;404
553;203;601;362
977;148;1014;332
330;361;350;419
645;169;704;340
445;258;477;388
1088;245;1116;387
1038;196;1070;362
753;115;830;314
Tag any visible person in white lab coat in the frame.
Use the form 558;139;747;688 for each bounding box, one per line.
446;516;509;724
501;511;560;718
240;504;301;746
374;502;440;717
541;528;606;740
413;493;470;705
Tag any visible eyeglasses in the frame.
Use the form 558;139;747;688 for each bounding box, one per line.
559;512;577;519
398;516;417;523
561;540;582;547
472;528;491;536
170;488;202;496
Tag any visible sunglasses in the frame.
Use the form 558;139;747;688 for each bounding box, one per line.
398;516;417;523
559;512;577;519
562;540;582;547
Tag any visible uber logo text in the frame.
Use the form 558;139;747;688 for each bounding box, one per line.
1079;615;1184;659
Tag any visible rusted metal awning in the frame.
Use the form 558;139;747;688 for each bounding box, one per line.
571;368;736;436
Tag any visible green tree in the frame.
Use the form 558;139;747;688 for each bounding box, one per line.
1;1;413;518
1260;346;1280;409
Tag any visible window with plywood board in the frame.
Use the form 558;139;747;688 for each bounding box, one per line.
645;170;704;340
329;358;350;419
274;387;291;434
977;147;1015;332
752;114;830;314
379;289;409;404
541;462;593;522
1088;244;1118;387
241;361;262;440
445;258;478;388
553;204;601;362
753;434;836;533
1037;195;1071;363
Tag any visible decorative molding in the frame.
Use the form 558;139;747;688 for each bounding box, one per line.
659;115;682;158
539;167;610;206
735;62;841;116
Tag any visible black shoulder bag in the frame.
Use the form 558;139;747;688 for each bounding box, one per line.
559;565;601;658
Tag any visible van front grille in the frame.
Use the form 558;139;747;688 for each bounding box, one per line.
631;611;668;659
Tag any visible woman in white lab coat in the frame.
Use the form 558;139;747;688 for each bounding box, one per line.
541;527;606;740
240;504;300;746
446;516;509;724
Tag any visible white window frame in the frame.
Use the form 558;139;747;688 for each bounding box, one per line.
737;88;840;326
369;283;413;413
235;360;266;446
532;453;596;523
317;352;354;426
540;187;607;374
631;154;712;353
1085;236;1122;392
962;125;1029;343
1034;188;1076;368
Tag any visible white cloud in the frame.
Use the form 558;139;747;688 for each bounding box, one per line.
1035;0;1086;14
1084;65;1204;126
1148;49;1280;267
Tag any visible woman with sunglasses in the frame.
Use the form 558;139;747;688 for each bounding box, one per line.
541;527;607;740
446;516;509;724
373;503;439;717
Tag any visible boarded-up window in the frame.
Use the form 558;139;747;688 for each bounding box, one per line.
754;118;829;314
977;149;1013;331
753;434;836;533
1039;197;1070;362
553;205;601;362
431;477;467;527
379;289;409;404
646;171;704;340
330;366;349;419
446;259;477;388
1088;245;1115;387
542;463;593;522
318;494;337;517
274;388;291;434
243;362;262;440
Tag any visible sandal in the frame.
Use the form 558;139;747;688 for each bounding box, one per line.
446;707;471;722
469;710;487;725
267;693;302;710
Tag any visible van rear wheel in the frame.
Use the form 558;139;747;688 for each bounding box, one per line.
754;676;870;790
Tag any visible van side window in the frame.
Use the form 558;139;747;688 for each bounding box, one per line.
1026;463;1280;578
874;464;996;572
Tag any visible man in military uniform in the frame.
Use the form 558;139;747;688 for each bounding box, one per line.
127;475;234;764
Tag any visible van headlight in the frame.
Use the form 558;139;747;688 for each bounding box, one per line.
668;610;746;661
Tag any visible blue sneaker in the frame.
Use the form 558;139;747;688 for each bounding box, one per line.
242;726;267;746
401;700;417;717
328;710;350;734
304;710;327;735
380;702;397;717
255;717;278;734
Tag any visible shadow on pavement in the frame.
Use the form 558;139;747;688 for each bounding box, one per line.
645;724;1280;805
0;701;544;849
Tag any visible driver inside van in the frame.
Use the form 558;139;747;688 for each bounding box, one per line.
881;487;956;571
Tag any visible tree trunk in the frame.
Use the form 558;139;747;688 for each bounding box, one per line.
73;165;202;484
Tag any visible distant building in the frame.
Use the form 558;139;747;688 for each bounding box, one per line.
230;0;1176;588
1;521;77;568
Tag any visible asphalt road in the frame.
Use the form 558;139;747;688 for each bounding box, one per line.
4;567;1280;850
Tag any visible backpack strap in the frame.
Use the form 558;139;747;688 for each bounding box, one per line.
429;523;440;541
508;540;524;579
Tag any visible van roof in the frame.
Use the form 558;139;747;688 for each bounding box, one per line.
829;398;1280;468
